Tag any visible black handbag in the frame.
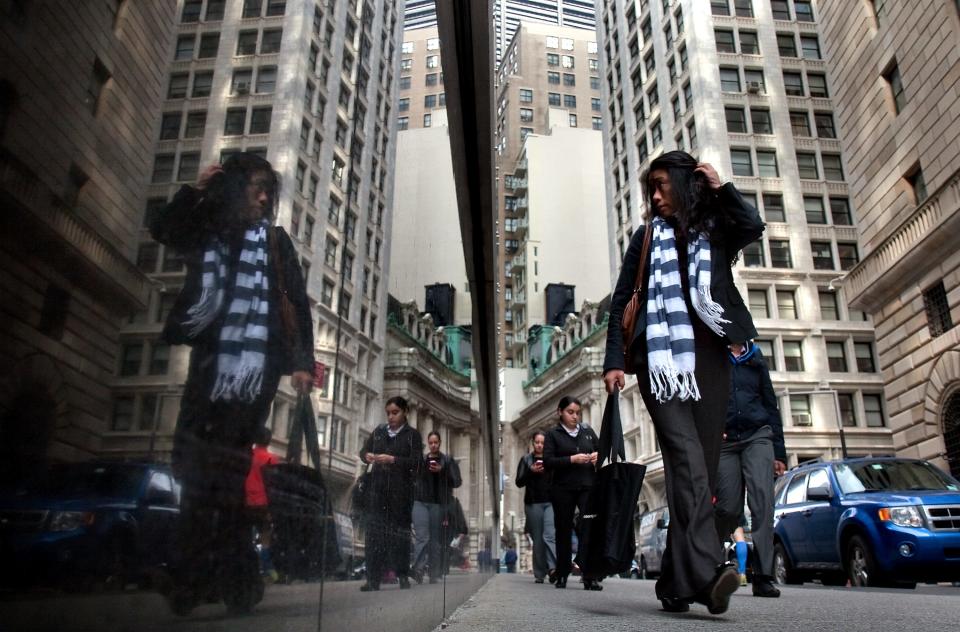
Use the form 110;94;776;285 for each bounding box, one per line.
575;389;647;579
262;394;342;579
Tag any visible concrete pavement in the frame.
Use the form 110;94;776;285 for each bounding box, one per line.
438;573;960;632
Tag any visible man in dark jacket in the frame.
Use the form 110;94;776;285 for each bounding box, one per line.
150;154;315;615
714;341;786;598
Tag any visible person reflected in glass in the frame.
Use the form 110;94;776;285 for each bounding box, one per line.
602;151;764;615
149;153;315;615
358;396;423;591
515;431;557;584
412;430;462;584
543;396;602;590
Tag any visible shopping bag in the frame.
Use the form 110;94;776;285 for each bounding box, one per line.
575;389;646;578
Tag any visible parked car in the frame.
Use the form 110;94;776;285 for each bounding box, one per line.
0;461;180;590
637;506;669;579
772;457;960;589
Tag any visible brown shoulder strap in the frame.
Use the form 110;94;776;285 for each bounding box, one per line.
269;226;287;296
633;223;653;291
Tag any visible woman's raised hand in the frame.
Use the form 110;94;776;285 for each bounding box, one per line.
196;164;223;190
694;162;723;191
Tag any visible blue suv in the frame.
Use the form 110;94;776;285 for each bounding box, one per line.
772;457;960;589
0;461;180;590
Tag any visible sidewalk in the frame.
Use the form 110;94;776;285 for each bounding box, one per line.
437;573;960;632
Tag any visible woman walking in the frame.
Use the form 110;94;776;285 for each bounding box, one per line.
602;151;764;615
515;431;557;584
543;396;602;590
412;431;462;584
358;396;423;591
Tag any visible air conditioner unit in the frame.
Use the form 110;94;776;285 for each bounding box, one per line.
792;413;811;426
746;81;762;94
235;82;250;94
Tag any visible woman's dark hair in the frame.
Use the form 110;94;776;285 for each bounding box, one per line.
204;152;280;229
385;395;409;412
642;150;718;235
531;430;546;443
255;425;273;447
427;430;441;441
557;395;582;412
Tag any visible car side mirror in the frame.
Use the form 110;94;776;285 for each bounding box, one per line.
656;518;667;529
807;485;833;501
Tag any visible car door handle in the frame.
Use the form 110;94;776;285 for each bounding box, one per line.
803;509;812;517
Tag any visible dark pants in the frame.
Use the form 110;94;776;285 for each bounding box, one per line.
551;487;591;579
365;504;413;586
715;426;776;579
412;501;447;580
638;335;730;600
170;350;280;603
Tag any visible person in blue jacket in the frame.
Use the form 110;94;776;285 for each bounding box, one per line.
714;341;787;599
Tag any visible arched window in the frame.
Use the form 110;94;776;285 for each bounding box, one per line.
942;390;960;479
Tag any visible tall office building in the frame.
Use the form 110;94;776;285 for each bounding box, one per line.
403;0;438;30
496;23;609;369
494;0;599;64
0;2;177;482
111;0;404;505
818;1;960;476
596;0;894;465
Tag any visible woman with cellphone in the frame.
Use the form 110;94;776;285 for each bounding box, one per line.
411;430;462;584
515;430;557;584
543;396;602;590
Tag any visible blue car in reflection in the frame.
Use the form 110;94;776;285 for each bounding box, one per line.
0;461;180;590
772;457;960;588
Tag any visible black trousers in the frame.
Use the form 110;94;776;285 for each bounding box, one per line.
638;334;730;600
364;504;414;585
550;486;591;579
170;349;281;601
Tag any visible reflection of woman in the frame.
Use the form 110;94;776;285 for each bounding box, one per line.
151;153;314;615
515;431;557;584
358;396;423;591
412;431;462;584
602;151;764;615
543;396;601;590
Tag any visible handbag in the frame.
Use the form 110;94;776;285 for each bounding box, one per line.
262;394;342;579
268;226;300;355
575;389;646;579
350;464;372;523
621;224;654;374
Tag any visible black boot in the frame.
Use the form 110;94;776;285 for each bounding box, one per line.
752;577;781;598
660;596;691;613
582;578;603;591
554;575;567;589
694;562;740;615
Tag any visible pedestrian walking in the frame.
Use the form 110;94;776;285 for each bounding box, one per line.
602;151;765;615
543;396;602;591
714;341;786;598
150;153;315;616
358;396;423;591
515;431;558;584
412;431;462;584
245;426;281;583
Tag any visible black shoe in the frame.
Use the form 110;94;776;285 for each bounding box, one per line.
694;563;740;615
582;578;603;591
411;568;424;585
752;578;781;598
399;576;411;589
548;569;558;584
359;582;380;592
660;597;691;613
555;576;567;589
534;578;545;584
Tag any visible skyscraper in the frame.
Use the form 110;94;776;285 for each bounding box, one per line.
597;0;893;462
818;0;960;477
113;0;404;504
493;0;599;63
0;2;177;481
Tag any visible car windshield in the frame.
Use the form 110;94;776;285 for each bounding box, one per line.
11;463;145;499
832;461;960;494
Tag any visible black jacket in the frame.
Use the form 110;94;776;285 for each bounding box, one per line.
150;185;314;376
515;453;552;505
359;424;423;518
603;183;764;374
414;452;462;505
725;346;787;461
543;424;600;491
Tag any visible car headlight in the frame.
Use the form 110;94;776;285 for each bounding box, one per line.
877;506;923;528
48;511;95;532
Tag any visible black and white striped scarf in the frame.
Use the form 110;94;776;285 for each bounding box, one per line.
645;216;729;402
183;219;271;403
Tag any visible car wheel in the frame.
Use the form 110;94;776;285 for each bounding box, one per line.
773;543;802;585
847;535;882;588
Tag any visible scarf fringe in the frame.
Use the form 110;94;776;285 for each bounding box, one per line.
648;366;701;403
209;364;264;404
183;286;221;338
692;285;730;337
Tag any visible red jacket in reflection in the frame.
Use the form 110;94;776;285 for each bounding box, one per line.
245;445;280;507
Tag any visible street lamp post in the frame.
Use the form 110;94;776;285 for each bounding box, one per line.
780;387;849;459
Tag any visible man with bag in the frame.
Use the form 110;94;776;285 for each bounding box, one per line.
150;153;315;616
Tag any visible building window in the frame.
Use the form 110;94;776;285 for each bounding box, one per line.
151;154;175;183
119;343;144;376
191;71;213;98
756;150;779;177
740;31;759;55
731;149;753;176
423;113;432;127
563;94;576;108
826;341;848;372
755;338;776;369
548;71;560;84
548;92;561;106
184;111;206;138
810;240;834;269
181;0;202;22
242;0;263;18
748;288;769;319
256;66;277;93
261;28;283;54
808;73;829;98
744;68;765;93
804;196;826;223
742;240;764;267
777;32;797;57
797;152;819;179
777;289;798;319
771;0;790;20
715;29;735;53
725;107;747;133
592;117;603;130
237;30;258;55
426;55;439;68
854;342;876;372
198;32;220;58
838;393;856;427
519;88;533;103
720;67;741;92
863;394;885;427
561;55;574;69
923;281;953;337
250;107;272;134
711;0;730;16
159;112;181;140
790;395;811;426
762;194;785;222
800;35;821;60
424;94;437;108
783;71;804;96
819;290;839;320
837;242;859;270
795;1;814;21
563;73;575;87
547;53;560;66
830;197;853;225
205;0;226;20
177;152;200;181
149;342;170;375
175;35;195;61
783;341;804;372
519;108;533;122
769;239;792;268
750;108;772;134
